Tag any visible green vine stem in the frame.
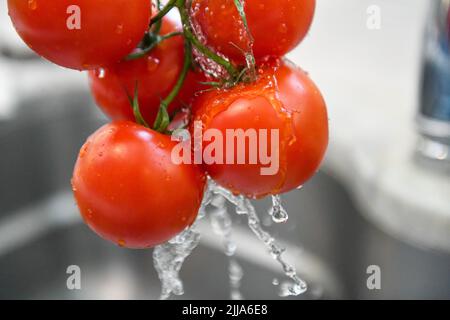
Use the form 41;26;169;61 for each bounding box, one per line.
128;0;256;131
150;0;178;27
127;83;150;128
153;41;193;133
126;31;183;61
176;0;240;80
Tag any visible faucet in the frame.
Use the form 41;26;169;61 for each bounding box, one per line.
417;0;450;162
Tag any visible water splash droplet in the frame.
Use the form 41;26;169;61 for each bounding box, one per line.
229;260;244;300
153;182;214;300
268;195;288;223
210;181;307;297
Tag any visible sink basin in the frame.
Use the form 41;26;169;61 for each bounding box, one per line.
1;90;450;299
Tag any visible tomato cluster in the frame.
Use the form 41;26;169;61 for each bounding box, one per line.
8;0;328;249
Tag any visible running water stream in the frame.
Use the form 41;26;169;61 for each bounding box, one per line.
153;179;307;299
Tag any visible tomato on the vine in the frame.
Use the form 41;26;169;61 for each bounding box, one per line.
72;121;206;249
7;0;151;70
190;0;315;64
192;59;328;199
88;15;206;125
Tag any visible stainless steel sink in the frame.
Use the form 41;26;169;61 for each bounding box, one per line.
1;90;450;299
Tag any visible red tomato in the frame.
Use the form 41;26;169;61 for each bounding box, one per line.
192;59;328;198
88;15;207;125
191;0;315;64
7;0;151;70
72;121;206;249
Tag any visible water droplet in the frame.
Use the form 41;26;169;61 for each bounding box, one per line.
28;0;37;10
115;24;124;35
268;195;288;223
296;185;303;190
229;260;244;300
272;278;279;286
118;239;126;247
95;68;106;79
278;23;288;34
147;56;160;72
279;281;307;297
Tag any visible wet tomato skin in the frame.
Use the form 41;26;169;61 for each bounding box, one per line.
72;121;206;249
7;0;151;70
191;0;315;64
192;60;328;198
88;16;206;125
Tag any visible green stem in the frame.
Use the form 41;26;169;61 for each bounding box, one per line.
150;0;178;27
153;41;193;133
176;0;240;80
152;0;164;34
125;32;183;61
128;82;150;128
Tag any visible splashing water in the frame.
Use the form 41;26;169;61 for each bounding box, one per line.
210;181;307;297
152;181;213;300
210;193;244;299
153;179;307;299
153;227;201;299
268;195;289;223
229;259;244;300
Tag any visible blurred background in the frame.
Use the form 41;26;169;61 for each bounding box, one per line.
0;0;449;299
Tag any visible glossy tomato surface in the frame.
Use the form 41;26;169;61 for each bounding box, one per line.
191;0;315;64
192;59;328;198
72;121;206;249
88;15;206;125
8;0;151;70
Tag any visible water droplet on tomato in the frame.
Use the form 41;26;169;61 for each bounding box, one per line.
28;0;37;10
278;23;288;34
147;56;160;72
115;24;124;35
118;239;126;247
95;68;106;79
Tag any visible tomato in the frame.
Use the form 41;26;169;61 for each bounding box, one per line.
190;0;315;64
72;121;206;249
88;15;207;125
7;0;151;70
191;59;328;198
